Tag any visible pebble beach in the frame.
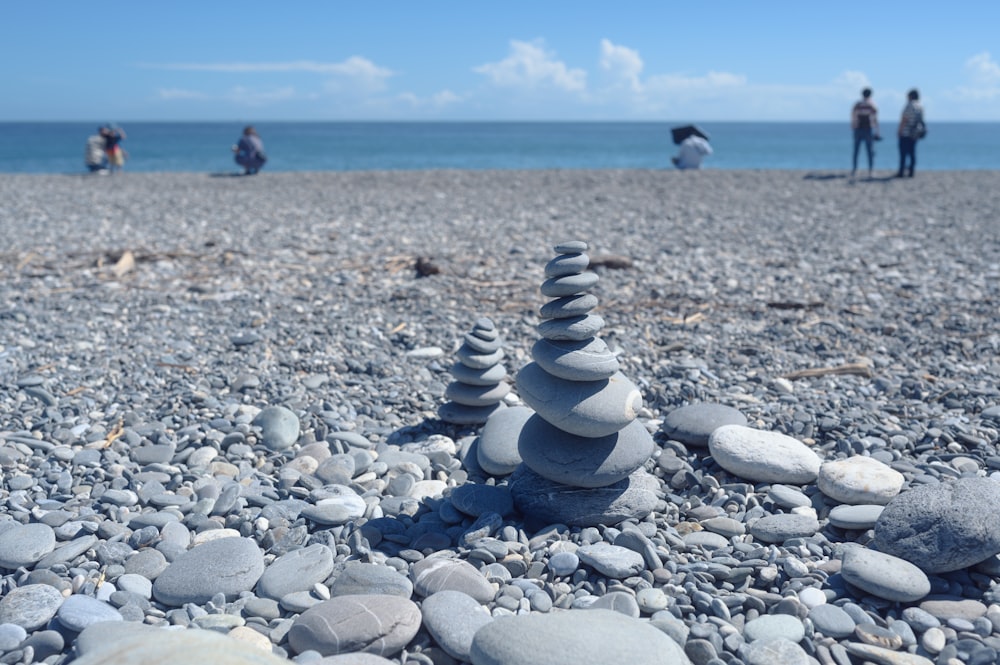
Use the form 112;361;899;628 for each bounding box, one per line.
2;169;1000;665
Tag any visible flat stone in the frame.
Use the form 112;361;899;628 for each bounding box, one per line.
743;613;806;643
818;456;905;505
450;484;514;517
809;604;856;638
744;638;809;665
544;252;590;277
449;361;508;386
470;608;688;665
410;556;495;603
300;486;367;525
540;272;599;298
517;364;641;438
0;624;27;651
874;477;1000;573
749;513;820;543
518;416;654;487
537;314;605;341
662;403;748;447
553;240;589;254
0;522;56;569
918;599;987;621
421;590;493;662
252;406;300;451
840;547;930;602
509;466;658;527
476;406;531;476
456;344;504;370
56;595;123;632
576;543;645;578
708;425;821;483
152;537;265;606
439;401;506;425
531;337;620;381
73;624;293;665
768;484;812;509
828;504;884;530
587;591;640;617
844;642;935;665
257;544;334;601
329;561;414;598
464;332;503;354
445;380;511;407
288;594;421;658
539;294;598;319
0;584;64;631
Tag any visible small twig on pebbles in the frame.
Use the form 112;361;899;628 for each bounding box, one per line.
782;362;874;379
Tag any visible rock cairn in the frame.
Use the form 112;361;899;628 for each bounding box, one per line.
509;240;658;526
438;317;509;425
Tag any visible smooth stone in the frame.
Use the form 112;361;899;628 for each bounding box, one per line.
410;556;495;603
329;561;414;598
540;271;599;298
553;240;588;253
56;595;123;632
476;406;531;476
748;514;820;543
463;332;503;354
152;537;265;606
548;551;580;577
252;405;300;452
809;604;856;638
0;584;64;631
257;544;335;601
116;574;153;599
544;252;590;277
0;522;56;569
743;614;806;643
539;294;599;319
683;531;731;551
743;638;809;665
517;364;641;438
469;608;690;665
828;504;884;530
708;425;821;483
843;642;935;665
531;337;620;381
421;590;493;661
586;591;640;617
319;656;397;665
0;624;27;651
456;344;504;370
700;516;746;538
922;627;946;654
509;466;658;527
288;595;421;657
768;484;812;509
874;477;1000;573
450;484;514;517
36;534;99;569
797;587;827;608
840;547;930;602
536;314;605;341
439;401;505;426
300;487;367;525
445;380;511;407
661;403;748;447
576;543;645;578
450;361;508;386
918;599;987;621
637;588;669;613
818;456;905;505
72;625;293;665
518;416;654;488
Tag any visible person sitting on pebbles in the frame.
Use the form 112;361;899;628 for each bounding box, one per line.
233;125;267;175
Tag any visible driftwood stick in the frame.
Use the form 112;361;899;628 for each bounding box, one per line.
782;362;874;380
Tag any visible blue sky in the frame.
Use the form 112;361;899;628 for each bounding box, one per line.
3;1;1000;122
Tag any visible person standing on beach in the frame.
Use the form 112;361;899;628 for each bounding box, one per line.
233;126;267;175
897;89;925;178
850;88;880;178
84;129;108;173
102;124;127;173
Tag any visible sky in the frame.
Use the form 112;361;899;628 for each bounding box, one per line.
3;1;1000;122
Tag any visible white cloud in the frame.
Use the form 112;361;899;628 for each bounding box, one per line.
156;86;296;105
142;57;393;92
966;52;1000;83
599;39;643;92
399;89;463;109
475;40;586;92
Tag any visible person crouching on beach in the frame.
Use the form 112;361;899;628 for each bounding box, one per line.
102;124;127;173
84;129;108;173
850;88;880;178
671;135;713;169
233;126;267;175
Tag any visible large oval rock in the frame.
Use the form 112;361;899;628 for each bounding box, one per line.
410;556;495;603
288;594;421;657
0;584;64;631
152;537;265;605
72;625;292;665
469;609;691;665
252;405;300;451
421;590;493;662
256;543;334;601
661;403;747;448
818;456;904;505
0;522;56;569
516;363;642;438
476;406;531;476
708;425;820;483
874;477;1000;573
840;546;930;602
509;466;658;527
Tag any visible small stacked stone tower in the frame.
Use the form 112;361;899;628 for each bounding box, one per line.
438;317;509;425
509;241;658;526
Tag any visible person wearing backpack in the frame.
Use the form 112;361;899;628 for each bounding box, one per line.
896;89;925;178
850;87;880;179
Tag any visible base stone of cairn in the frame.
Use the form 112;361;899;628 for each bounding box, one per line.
439;317;510;425
510;240;658;526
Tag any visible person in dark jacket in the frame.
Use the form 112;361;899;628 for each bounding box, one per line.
850;88;880;179
233;126;266;175
897;89;925;178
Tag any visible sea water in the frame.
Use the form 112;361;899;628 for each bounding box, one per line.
2;121;999;174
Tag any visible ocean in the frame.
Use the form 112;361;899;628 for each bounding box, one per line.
2;121;999;174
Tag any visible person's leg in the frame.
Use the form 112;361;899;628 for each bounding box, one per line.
897;138;906;176
907;140;917;176
852;131;862;175
865;133;874;174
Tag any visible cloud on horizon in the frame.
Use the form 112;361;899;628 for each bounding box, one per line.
473;40;587;92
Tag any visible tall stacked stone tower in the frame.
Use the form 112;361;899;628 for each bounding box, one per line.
509;241;658;526
439;317;509;425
